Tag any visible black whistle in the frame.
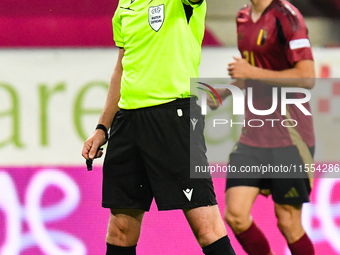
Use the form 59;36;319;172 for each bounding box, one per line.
86;147;103;171
86;158;93;171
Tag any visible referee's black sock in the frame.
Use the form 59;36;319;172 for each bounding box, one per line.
202;235;236;255
106;243;136;255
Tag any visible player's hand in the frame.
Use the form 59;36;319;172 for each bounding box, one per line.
228;56;254;79
231;79;246;90
82;130;106;160
207;80;245;110
207;88;230;110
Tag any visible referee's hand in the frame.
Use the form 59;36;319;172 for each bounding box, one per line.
82;130;106;161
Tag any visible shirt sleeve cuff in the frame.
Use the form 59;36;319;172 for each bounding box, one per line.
114;41;125;48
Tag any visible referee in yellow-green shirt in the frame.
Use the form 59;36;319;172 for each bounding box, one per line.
82;0;236;254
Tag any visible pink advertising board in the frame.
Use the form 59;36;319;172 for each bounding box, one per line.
1;166;340;255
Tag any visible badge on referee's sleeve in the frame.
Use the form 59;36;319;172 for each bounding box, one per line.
149;4;164;32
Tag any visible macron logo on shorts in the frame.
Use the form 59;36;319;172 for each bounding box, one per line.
183;188;193;201
190;118;198;131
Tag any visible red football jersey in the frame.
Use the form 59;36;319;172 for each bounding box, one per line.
236;0;315;148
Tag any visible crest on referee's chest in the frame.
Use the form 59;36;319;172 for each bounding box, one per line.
148;4;164;32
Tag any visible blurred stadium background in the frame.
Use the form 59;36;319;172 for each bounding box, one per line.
0;0;339;254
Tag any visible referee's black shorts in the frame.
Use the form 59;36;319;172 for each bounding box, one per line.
102;97;217;211
226;142;314;205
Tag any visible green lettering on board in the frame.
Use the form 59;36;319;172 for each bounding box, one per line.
39;83;66;146
74;81;109;141
0;83;24;148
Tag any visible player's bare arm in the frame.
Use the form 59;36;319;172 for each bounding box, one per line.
82;48;124;160
228;56;315;88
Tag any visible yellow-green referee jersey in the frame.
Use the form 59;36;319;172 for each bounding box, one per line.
113;0;206;109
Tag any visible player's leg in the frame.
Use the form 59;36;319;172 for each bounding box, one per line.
225;143;274;255
271;179;314;255
271;145;315;255
106;209;145;255
274;203;314;255
183;205;235;255
275;203;304;243
225;186;274;255
225;186;258;234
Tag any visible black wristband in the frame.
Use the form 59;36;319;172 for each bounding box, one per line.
96;124;109;142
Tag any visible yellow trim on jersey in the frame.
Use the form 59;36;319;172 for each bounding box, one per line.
257;29;264;46
285;107;314;188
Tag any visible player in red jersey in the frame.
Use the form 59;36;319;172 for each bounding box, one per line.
209;0;316;254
